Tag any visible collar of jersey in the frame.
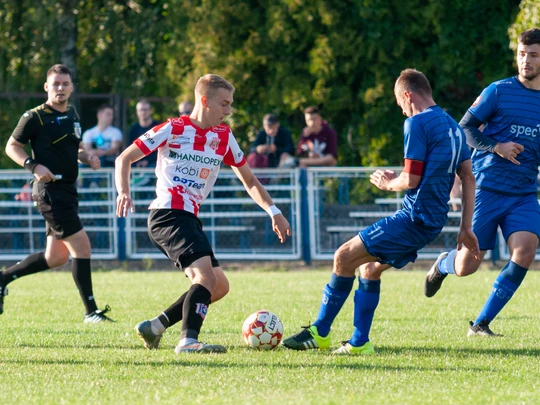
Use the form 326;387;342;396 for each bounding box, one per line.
182;116;213;136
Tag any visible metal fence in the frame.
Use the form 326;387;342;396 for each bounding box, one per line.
0;167;538;264
125;168;302;260
306;167;540;262
0;169;117;260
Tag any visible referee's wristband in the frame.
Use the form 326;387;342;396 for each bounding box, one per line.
23;157;38;174
265;205;282;217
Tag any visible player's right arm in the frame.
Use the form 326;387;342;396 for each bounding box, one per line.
115;120;168;217
6;111;56;182
114;143;145;217
455;159;479;257
460;85;523;165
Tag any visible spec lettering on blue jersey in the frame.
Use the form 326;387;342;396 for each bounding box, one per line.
509;124;540;138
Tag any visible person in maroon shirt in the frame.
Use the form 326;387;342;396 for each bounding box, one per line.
294;106;338;168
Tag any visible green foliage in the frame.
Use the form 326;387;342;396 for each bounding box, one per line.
509;0;540;48
0;0;526;169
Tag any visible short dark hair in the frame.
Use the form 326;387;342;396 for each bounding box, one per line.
263;113;279;125
304;106;320;115
46;64;71;79
98;104;113;113
518;28;540;46
395;68;432;97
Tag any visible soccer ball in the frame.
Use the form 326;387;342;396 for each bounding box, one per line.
242;310;284;350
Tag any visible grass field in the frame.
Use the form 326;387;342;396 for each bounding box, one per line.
1;268;540;404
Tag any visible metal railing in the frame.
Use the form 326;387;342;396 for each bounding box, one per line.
0;167;537;264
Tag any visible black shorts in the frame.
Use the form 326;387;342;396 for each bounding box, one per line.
148;209;219;270
32;181;83;239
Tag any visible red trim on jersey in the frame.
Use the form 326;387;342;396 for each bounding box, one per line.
134;138;152;155
215;129;230;156
192;200;199;216
223;149;246;167
169;143;180;149
403;159;424;176
152;121;168;133
169;118;185;136
193;133;207;151
168;185;185;210
158;139;167;149
183;116;211;135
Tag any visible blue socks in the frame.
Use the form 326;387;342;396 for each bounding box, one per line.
474;261;528;326
438;250;457;275
313;273;355;337
350;277;381;347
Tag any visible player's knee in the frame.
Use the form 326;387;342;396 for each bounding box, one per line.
212;278;230;303
359;263;380;279
194;270;218;292
511;249;536;268
45;252;69;268
333;249;356;277
334;243;354;266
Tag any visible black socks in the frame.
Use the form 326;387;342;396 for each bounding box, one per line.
180;284;212;341
2;252;49;285
71;258;98;315
163;291;188;327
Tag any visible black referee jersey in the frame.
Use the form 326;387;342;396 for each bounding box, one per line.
12;104;82;184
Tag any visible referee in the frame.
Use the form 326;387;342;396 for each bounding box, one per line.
0;64;113;323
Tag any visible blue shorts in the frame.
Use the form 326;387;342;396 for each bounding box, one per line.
359;210;442;269
473;189;540;250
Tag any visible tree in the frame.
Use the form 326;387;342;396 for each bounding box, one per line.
0;0;524;170
509;0;540;47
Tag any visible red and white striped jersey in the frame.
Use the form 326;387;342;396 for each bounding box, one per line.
134;116;246;215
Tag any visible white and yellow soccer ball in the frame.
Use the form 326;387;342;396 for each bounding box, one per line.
242;310;284;350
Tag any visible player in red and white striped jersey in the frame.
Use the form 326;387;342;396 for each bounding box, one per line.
115;74;291;354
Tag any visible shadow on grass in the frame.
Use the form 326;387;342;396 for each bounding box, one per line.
7;343;540;358
374;345;540;357
2;357;487;373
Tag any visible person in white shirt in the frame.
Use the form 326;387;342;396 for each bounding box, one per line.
82;104;123;167
115;74;291;354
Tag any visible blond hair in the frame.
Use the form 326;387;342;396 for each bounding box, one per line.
195;74;235;99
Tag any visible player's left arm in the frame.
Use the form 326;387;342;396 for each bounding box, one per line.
370;159;422;191
231;162;291;243
455;159;479;257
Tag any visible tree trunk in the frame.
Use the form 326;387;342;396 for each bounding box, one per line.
57;0;79;110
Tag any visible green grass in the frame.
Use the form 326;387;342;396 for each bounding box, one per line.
1;269;540;404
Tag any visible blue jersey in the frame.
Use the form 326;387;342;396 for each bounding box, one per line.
402;106;470;228
468;76;540;195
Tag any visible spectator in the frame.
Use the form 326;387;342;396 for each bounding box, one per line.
282;106;338;168
82;104;123;167
127;99;161;168
14;182;32;203
178;100;193;116
247;114;294;168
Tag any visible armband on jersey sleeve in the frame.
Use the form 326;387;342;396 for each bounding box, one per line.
403;159;424;176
